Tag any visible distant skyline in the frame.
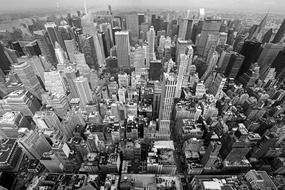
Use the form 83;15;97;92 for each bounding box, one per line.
0;0;285;12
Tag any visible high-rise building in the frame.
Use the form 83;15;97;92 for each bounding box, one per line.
178;19;196;40
201;141;222;168
11;41;25;56
54;42;68;65
64;39;77;62
44;70;67;96
262;28;273;44
74;76;93;106
13;62;45;100
209;73;226;98
176;54;189;98
196;19;222;56
149;60;162;81
237;40;262;77
79;34;98;70
99;23;114;56
63;67;79;98
271;50;285;77
224;52;245;79
74;53;91;79
0;43;12;72
258;43;283;77
44;22;66;51
0;112;29;138
126;14;139;43
18;129;51;159
115;31;130;68
272;18;285;43
25;40;41;56
147;26;156;65
138;13;145;25
33;111;62;132
33;30;57;66
40;151;64;173
159;73;177;138
0;90;41;117
201;51;219;81
176;40;192;64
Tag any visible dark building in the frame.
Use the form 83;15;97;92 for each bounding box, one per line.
272;50;285;77
98;32;108;57
45;23;66;52
106;56;118;74
138;14;144;26
0;43;12;73
79;34;98;70
272;18;285;43
112;27;122;45
33;30;57;65
237;40;262;77
25;40;41;56
224;52;245;79
262;28;273;44
72;17;82;29
227;28;235;45
149;60;162;81
11;41;25;56
185;20;195;41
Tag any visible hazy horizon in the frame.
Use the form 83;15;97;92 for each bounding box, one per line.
1;0;285;13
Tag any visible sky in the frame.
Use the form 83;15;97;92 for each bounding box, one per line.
0;0;285;12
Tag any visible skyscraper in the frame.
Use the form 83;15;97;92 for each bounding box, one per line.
176;40;192;64
224;52;245;79
178;19;196;40
13;62;45;100
149;60;162;81
0;43;12;72
126;14;139;43
115;31;130;68
54;42;68;65
74;76;93;106
33;30;57;66
176;54;189;98
79;34;98;70
237;40;262;77
63;67;79;98
18;129;51;159
147;26;156;65
99;23;114;56
44;70;67;96
271;50;285;77
45;22;66;52
209;73;226;98
159;73;177;137
25;40;41;56
196;19;222;56
272;18;285;43
64;39;77;62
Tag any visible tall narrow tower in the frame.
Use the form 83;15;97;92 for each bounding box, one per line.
83;0;88;15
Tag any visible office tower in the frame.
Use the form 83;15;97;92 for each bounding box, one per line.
79;34;98;70
98;32;108;58
13;62;45;100
224;52;245;79
159;73;177;135
272;18;285;43
0;112;29;138
258;43;284;77
196;19;222;56
126;14;139;43
74;53;91;79
112;27;122;45
203;34;219;58
218;50;231;69
209;73;226;98
74;76;93;106
115;31;130;68
0;43;12;72
44;70;67;96
40;151;64;173
54;42;68;65
106;56;118;73
99;23;114;56
118;88;126;103
138;13;145;25
149;60;162;81
262;28;273;44
201;51;219;81
11;41;25;56
64;39;77;62
44;22;66;51
147;26;156;65
25;40;41;56
118;73;129;88
271;50;285;77
42;93;70;119
178;19;196;40
33;30;57;65
176;40;192;63
201;141;221;168
0;139;22;171
218;32;228;46
58;25;74;41
33;111;62;132
226;28;235;45
18;129;51;159
195;81;206;98
237;40;262;77
176;54;189;98
63;67;79;98
0;90;41;117
18;56;45;82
